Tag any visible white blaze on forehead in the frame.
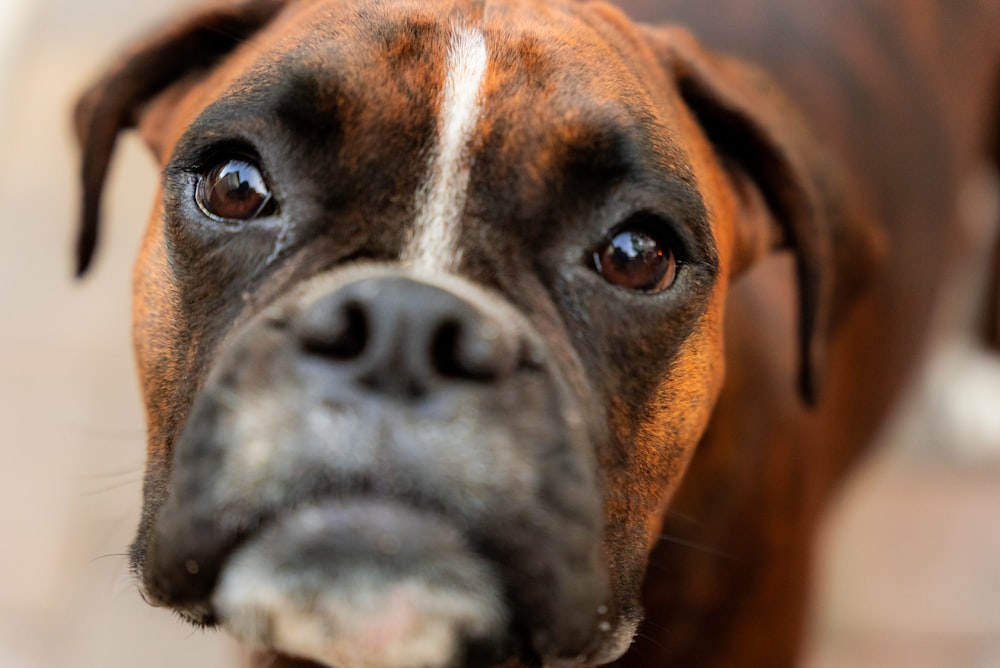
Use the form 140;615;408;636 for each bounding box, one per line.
405;25;488;270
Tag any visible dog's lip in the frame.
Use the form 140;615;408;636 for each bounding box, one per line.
210;497;516;668
141;504;611;663
220;492;465;558
146;485;613;666
141;485;438;606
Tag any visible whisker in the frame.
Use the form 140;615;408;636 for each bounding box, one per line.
660;507;706;527
634;630;672;653
80;476;142;496
75;465;143;480
656;533;737;561
110;569;140;602
89;552;129;563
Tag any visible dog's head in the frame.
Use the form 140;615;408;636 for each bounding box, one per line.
75;0;880;665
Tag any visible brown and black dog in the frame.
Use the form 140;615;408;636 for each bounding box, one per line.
74;0;1000;666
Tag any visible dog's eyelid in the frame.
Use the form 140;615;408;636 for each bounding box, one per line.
177;137;268;174
164;109;266;166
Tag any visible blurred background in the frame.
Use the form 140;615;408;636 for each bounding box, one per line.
0;1;997;666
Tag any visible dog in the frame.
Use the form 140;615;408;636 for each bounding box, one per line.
73;0;1000;666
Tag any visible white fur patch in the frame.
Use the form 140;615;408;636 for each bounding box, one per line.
213;504;507;668
217;567;502;668
404;25;488;271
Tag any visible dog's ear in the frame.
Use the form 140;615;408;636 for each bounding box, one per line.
640;26;884;404
73;0;287;277
986;109;1000;351
986;233;1000;350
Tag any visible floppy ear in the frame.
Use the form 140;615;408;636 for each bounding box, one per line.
986;232;1000;350
987;108;1000;351
73;0;287;277
640;26;885;404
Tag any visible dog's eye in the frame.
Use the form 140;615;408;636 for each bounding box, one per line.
593;217;679;293
196;158;273;222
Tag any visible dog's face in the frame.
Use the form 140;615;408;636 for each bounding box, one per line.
75;0;877;665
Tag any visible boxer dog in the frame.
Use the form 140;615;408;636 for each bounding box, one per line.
74;0;1000;666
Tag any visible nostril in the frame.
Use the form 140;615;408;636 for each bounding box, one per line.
300;301;369;360
431;319;503;381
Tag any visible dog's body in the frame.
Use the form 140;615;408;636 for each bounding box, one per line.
75;1;1000;666
614;2;1000;665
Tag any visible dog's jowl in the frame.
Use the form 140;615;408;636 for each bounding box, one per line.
74;0;1000;666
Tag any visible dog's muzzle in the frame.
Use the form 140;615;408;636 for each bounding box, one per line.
138;268;609;667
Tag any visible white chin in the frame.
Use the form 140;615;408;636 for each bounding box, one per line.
211;502;507;668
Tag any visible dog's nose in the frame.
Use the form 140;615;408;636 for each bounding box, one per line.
295;276;516;398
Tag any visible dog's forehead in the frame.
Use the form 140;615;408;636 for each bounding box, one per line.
246;0;683;148
174;0;709;273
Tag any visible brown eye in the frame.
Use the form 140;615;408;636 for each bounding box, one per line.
196;158;272;221
593;221;679;293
